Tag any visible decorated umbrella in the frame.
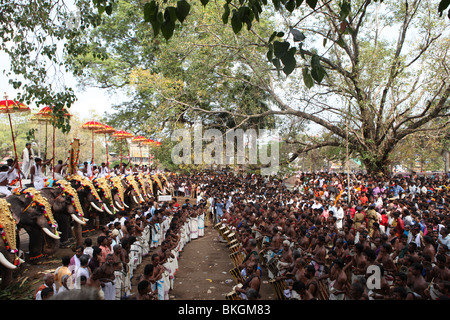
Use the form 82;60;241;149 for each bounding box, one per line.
0;93;31;188
81;121;105;165
94;124;116;169
131;136;147;165
111;130;133;172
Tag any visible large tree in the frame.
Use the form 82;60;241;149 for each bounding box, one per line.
67;0;449;174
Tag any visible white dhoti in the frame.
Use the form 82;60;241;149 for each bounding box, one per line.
190;217;198;240
102;281;115;300
198;213;205;237
114;270;124;300
0;186;11;196
156;278;165;300
151;224;160;248
33;175;46;190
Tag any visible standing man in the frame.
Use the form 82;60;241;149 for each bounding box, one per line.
22;142;35;179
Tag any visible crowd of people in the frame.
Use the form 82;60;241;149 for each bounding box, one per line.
203;170;450;300
31;167;450;300
34;194;207;300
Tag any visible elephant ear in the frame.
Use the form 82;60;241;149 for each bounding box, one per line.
5;194;30;224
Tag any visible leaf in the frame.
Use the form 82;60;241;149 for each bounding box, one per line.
310;54;327;83
272;0;281;11
339;0;351;21
161;9;175;40
302;67;314;88
269;31;278;43
306;0;318;10
231;10;242;34
281;48;297;75
438;0;450;16
144;1;157;23
273;40;290;58
290;27;306;42
176;0;191;24
285;0;296;12
222;3;230;24
200;0;209;6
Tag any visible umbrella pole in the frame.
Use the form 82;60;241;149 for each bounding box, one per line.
105;133;109;169
120;139;123;174
92;130;94;164
52;124;55;180
45;121;48;160
7;113;22;189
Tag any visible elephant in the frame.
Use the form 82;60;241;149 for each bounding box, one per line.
66;175;105;235
110;176;130;211
123;174;145;210
0;198;23;289
92;177;117;226
5;189;61;264
39;185;86;247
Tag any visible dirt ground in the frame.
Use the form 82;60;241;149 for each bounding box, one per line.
5;204;275;300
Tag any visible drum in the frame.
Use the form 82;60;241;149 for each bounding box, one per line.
230;251;244;268
225;291;240;300
229;267;245;284
219;225;227;237
269;279;288;300
222;230;230;242
228;232;237;243
225;284;243;300
258;248;268;267
229;239;239;247
214;222;223;230
229;243;240;254
267;257;279;278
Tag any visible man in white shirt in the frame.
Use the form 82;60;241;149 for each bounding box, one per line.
22;142;34;179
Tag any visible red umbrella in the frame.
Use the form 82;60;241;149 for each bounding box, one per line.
81;121;105;165
94;125;116;168
112;130;133;172
0;94;31;188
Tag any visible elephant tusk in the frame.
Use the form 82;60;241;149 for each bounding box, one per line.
133;195;139;204
42;227;60;240
90;201;104;213
115;201;124;210
123;202;129;208
139;194;145;202
0;252;16;270
71;214;86;225
103;203;114;215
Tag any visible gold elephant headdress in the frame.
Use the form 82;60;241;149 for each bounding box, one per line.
0;199;19;265
21;188;59;237
55;180;85;220
66;174;101;203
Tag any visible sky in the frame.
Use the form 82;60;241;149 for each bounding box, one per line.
0;51;121;121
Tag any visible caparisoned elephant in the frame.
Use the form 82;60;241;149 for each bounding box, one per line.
39;185;86;247
0;198;23;288
66;175;104;234
6;189;60;263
